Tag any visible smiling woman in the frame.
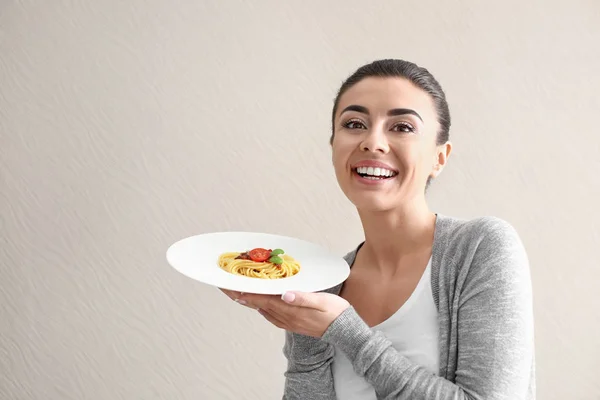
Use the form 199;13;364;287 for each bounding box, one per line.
221;59;535;399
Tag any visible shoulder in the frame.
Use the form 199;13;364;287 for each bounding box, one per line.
439;214;519;240
436;214;529;274
437;214;530;284
437;214;524;256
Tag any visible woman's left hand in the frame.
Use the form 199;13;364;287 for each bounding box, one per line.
234;291;350;338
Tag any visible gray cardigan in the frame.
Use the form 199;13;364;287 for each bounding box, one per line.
282;214;535;399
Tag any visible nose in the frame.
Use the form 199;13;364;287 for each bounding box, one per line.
360;128;389;154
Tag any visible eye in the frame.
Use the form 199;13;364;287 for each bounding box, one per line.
343;119;367;130
391;122;416;133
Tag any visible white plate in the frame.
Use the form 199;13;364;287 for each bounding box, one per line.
166;232;350;294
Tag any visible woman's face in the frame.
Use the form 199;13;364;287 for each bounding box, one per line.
332;77;450;212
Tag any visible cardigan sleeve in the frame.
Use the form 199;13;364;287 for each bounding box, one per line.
281;330;337;399
320;217;535;399
281;283;344;399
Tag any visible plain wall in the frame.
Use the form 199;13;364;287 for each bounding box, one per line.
2;1;599;399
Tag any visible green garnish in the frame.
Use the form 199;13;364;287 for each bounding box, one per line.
269;255;284;265
271;248;285;256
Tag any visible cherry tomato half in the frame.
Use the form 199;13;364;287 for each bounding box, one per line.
248;248;271;262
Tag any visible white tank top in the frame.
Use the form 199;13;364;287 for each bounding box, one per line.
332;258;439;399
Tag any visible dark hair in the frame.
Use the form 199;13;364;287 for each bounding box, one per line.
330;59;451;145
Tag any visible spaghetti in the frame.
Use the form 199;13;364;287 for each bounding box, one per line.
217;247;300;279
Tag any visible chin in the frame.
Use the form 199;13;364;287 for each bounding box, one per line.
346;192;399;213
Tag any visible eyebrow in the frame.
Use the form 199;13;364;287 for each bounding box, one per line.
340;105;423;122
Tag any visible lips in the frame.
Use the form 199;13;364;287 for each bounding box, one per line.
351;160;398;180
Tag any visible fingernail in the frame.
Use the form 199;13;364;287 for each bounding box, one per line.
281;292;295;303
235;299;247;305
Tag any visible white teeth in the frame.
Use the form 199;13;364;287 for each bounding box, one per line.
356;166;396;177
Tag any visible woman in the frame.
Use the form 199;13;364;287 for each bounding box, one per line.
222;59;535;399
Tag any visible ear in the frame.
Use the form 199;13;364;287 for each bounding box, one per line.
430;142;452;179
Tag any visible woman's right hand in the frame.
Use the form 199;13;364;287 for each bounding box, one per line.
220;288;271;312
220;288;242;301
220;288;259;308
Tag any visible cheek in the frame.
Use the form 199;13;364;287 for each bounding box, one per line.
415;146;438;176
393;144;420;171
395;139;435;169
331;147;346;176
331;137;353;169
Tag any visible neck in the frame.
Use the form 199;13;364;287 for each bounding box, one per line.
357;198;436;271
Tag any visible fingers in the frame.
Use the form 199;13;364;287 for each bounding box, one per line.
219;288;267;310
219;288;257;308
238;293;283;310
219;288;242;300
221;290;323;314
280;291;323;310
258;309;287;330
259;301;289;321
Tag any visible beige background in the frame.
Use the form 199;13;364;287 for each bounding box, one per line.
2;1;599;399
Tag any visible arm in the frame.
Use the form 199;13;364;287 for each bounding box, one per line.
282;331;336;400
282;284;341;400
321;219;535;399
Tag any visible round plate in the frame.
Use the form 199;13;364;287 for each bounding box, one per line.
166;232;350;294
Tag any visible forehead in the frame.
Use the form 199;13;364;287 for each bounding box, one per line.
337;77;436;119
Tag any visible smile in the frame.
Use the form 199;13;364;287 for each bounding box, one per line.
353;166;398;180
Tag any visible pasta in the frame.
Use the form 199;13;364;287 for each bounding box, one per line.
217;247;300;279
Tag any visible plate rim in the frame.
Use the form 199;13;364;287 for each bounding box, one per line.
165;231;350;294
